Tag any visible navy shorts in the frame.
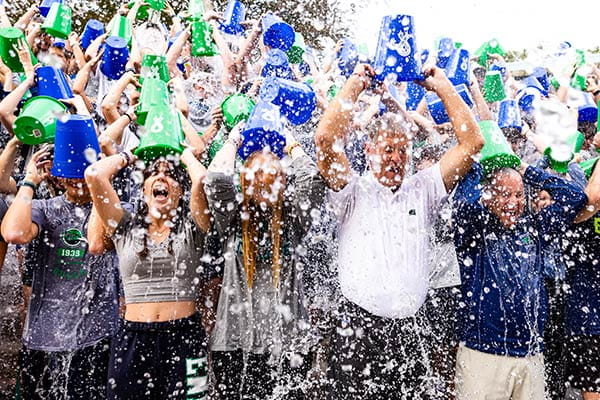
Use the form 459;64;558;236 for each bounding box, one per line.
20;337;111;400
107;313;208;400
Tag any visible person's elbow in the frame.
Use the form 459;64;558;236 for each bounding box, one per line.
1;224;32;245
87;237;106;255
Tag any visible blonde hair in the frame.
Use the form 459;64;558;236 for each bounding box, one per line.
365;112;415;142
240;151;286;288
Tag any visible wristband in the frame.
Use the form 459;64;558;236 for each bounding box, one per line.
18;180;37;193
119;151;132;166
286;141;301;156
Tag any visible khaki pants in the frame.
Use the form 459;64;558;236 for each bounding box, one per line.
455;344;546;400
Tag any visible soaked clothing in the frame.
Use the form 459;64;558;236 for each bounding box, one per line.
20;338;110;400
205;154;326;355
107;314;208;400
565;335;600;392
112;211;206;304
453;164;587;357
328;299;435;399
25;195;121;351
331;164;448;319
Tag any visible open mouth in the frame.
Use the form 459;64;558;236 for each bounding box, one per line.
152;181;170;202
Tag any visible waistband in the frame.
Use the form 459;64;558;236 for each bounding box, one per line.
122;313;203;332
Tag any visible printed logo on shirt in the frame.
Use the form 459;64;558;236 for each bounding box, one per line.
185;357;208;399
520;234;531;245
595;218;600;235
409;209;416;216
61;228;85;247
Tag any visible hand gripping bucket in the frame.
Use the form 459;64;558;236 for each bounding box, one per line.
444;48;470;86
41;2;72;40
261;49;294;80
191;20;218;57
13;96;67;145
51;114;100;178
261;13;295;51
80;19;104;50
286;32;306;65
426;83;473;125
497;99;522;131
221;94;256;130
436;37;454;68
483;71;506;102
239;101;285;160
140;54;170;84
544;131;585;174
259;76;317;125
219;0;246;36
100;36;129;80
372;14;424;82
337;38;359;78
136;78;170;125
35;66;74;99
479;120;521;176
135;106;184;162
0;27;38;73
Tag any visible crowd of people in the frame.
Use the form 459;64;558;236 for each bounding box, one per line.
0;0;599;399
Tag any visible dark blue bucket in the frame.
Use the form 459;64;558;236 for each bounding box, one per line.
219;0;246;35
262;12;295;51
51;114;100;179
239;102;285;160
100;36;129;80
35;65;74;99
80;19;104;50
259;76;316;125
261;49;294;80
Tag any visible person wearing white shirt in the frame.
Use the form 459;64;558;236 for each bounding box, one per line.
314;63;484;399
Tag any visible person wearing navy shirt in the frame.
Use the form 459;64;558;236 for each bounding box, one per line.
452;162;587;400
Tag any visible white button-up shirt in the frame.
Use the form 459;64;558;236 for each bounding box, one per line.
332;164;448;318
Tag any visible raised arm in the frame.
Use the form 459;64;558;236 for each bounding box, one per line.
314;64;373;191
1;147;51;244
181;148;210;233
421;66;484;192
0;39;36;135
574;133;600;223
98;110;136;156
84;153;129;237
0;137;22;194
101;72;139;124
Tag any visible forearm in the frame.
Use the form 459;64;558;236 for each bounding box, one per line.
15;7;37;31
0;139;21;193
238;25;262;62
99;115;131;156
72;64;93;95
469;82;493;121
166;30;189;70
1;187;36;243
0;79;33;133
70;44;87;70
525;166;587;212
101;81;129;123
437;80;482;150
0;6;10;28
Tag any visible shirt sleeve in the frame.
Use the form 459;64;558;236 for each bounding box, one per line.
111;210;134;253
286;154;328;235
31;199;47;233
328;174;358;224
204;171;239;237
451;164;487;249
413;162;449;222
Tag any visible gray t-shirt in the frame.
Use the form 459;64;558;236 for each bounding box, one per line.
112;211;206;304
24;196;121;352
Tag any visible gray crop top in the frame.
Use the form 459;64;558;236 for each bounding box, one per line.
112;211;206;304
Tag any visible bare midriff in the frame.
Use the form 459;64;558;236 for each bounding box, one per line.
125;301;197;322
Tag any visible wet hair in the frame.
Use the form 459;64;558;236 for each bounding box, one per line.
578;121;596;141
364;112;414;143
239;151;286;288
482;167;521;190
134;158;191;259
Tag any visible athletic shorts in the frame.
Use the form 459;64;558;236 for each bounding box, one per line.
107;313;208;400
20;337;111;400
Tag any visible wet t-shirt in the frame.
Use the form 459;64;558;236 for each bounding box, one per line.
564;213;600;336
24;196;121;351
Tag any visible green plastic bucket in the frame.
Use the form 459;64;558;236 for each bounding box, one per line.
140;54;169;84
191;20;218;57
136;78;170;125
545;131;585;174
483;71;506;102
479;120;521;175
41;3;72;39
13;96;68;145
135;106;184;162
0;27;38;72
221;94;256;129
